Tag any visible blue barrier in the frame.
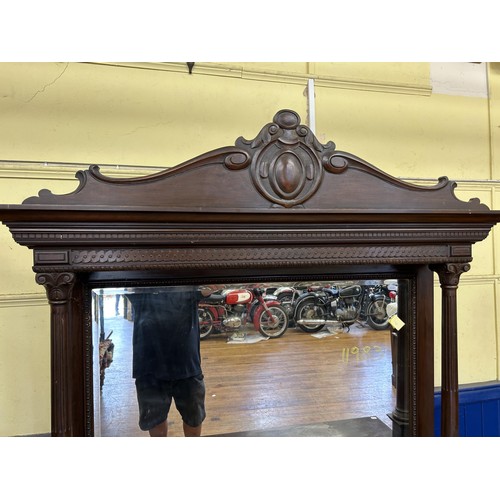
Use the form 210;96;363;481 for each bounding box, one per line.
434;382;500;437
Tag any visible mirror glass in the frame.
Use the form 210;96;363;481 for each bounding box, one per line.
92;278;404;437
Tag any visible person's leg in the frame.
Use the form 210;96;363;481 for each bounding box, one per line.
174;374;206;437
149;420;168;437
182;421;201;437
135;377;172;436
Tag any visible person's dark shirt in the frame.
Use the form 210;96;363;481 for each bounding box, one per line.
127;286;203;380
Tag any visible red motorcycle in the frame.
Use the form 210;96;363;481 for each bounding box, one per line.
198;287;288;339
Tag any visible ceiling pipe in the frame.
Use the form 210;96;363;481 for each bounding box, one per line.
306;78;316;134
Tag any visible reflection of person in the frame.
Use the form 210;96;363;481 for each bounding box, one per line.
115;293;121;316
127;285;215;437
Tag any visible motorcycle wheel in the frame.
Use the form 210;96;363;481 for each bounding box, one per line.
366;299;390;330
258;305;288;338
295;300;327;333
277;292;295;319
248;301;259;322
198;307;216;339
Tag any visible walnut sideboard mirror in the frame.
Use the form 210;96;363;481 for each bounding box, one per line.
1;109;499;437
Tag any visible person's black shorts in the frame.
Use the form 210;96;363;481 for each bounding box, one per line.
135;374;206;431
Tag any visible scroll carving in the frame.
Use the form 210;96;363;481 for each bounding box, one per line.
234;109;337;207
68;245;452;271
431;263;471;288
36;272;76;303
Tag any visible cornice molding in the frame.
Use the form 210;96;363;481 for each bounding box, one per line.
0;162;163;181
10;226;489;248
0;293;48;308
88;62;433;97
456;275;500;285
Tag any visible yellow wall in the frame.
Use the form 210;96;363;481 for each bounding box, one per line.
0;62;499;435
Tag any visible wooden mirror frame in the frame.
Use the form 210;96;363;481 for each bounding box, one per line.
1;109;499;437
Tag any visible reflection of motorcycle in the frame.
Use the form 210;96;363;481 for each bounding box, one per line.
198;287;288;339
273;285;305;325
274;283;336;326
294;284;363;333
293;282;394;332
359;281;397;330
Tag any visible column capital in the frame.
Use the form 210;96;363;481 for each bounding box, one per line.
430;263;470;288
35;272;76;304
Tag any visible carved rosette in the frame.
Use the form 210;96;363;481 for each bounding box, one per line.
233;110;339;208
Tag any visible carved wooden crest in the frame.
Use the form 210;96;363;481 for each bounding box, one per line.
19;108;491;214
230;109;339;207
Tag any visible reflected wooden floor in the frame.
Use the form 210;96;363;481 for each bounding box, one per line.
98;314;395;437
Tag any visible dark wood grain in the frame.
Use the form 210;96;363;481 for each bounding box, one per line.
1;109;499;436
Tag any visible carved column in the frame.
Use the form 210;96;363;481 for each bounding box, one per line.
430;263;470;437
36;272;76;437
390;279;410;436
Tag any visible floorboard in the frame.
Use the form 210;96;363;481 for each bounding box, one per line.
97;306;396;437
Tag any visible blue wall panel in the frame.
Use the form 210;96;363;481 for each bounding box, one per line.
434;382;500;437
